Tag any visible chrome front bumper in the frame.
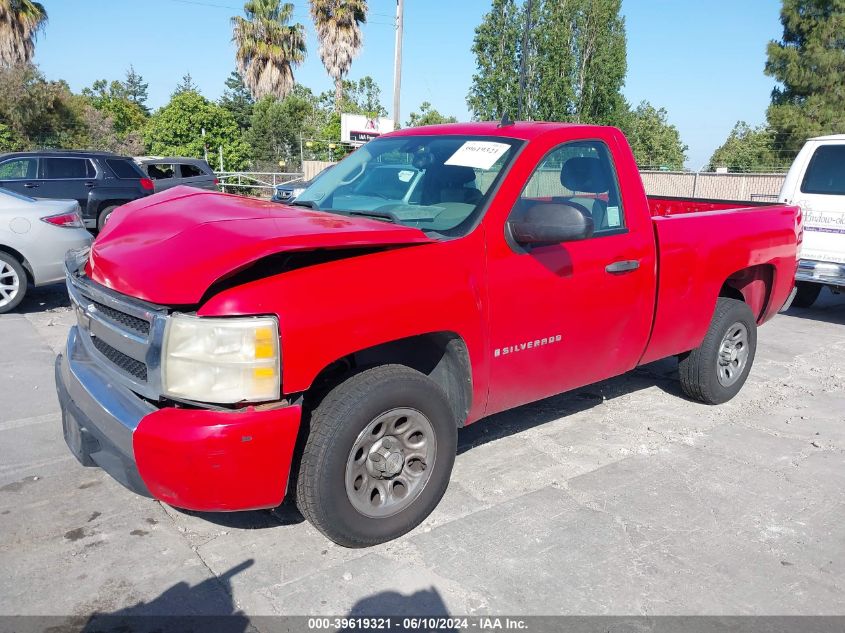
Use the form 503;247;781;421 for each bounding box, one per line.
796;259;845;287
56;326;157;495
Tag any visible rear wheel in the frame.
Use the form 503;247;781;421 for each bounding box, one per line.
792;282;821;308
679;297;757;405
0;253;27;314
295;365;457;547
97;205;119;231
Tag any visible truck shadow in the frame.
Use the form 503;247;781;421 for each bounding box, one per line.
458;357;683;455
782;289;845;326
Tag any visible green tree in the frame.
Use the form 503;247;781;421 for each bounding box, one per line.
232;0;306;100
764;0;845;156
144;91;250;170
82;78;147;134
220;70;255;131
533;0;627;124
707;122;787;172
621;101;687;170
309;0;367;112
406;102;458;127
172;72;199;97
344;76;386;117
467;0;521;120
123;65;149;114
469;0;627;125
0;63;79;148
0;0;47;67
246;92;314;165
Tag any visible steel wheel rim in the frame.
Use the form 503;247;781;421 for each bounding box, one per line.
0;261;20;308
716;322;749;387
344;407;436;519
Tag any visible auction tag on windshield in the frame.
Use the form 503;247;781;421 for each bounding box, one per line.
445;141;510;170
397;170;415;182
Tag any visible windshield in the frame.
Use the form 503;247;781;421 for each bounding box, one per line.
295;135;522;237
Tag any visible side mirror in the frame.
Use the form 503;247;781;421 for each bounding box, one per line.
508;202;594;246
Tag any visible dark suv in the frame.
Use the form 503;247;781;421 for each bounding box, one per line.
0;150;154;231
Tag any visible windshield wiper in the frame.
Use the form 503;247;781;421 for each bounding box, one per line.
345;209;398;223
289;200;317;209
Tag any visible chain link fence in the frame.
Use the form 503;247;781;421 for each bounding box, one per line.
640;170;786;202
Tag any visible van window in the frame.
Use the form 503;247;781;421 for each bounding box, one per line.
800;145;845;195
147;164;176;180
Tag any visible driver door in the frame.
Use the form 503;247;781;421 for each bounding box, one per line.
485;139;656;414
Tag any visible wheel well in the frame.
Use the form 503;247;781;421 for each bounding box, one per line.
0;245;33;284
96;200;126;217
306;332;473;427
719;264;775;321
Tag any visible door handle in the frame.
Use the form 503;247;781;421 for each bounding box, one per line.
605;259;640;274
23;182;39;189
84;181;95;188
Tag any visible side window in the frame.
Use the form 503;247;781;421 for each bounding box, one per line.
42;157;91;179
800;145;845;195
180;164;203;178
147;163;176;180
519;140;625;234
0;158;37;180
107;159;145;179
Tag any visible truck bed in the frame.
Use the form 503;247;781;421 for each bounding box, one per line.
639;198;800;365
648;195;774;217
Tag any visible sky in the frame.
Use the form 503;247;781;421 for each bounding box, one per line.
34;0;784;169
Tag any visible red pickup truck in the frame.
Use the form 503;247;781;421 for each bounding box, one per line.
56;122;801;546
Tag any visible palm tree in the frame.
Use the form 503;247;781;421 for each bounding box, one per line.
0;0;47;67
309;0;368;113
232;0;306;100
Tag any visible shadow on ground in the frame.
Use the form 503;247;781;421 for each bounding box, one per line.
783;288;845;326
16;282;71;314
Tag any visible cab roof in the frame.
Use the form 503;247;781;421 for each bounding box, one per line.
386;120;611;141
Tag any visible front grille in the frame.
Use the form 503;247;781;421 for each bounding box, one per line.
91;337;148;382
90;300;151;336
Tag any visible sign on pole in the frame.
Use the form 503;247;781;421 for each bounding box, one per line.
341;114;395;145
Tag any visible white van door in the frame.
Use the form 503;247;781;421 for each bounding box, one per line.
790;142;845;267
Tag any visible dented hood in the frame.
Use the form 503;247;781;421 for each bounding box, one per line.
87;186;433;305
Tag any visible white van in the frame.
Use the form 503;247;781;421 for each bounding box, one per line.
779;135;845;307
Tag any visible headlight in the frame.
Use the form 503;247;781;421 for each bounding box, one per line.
162;314;280;404
291;187;306;199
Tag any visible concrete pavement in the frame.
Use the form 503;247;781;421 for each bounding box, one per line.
0;284;843;619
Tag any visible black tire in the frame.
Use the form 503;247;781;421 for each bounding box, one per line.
0;252;27;314
295;364;457;547
97;205;119;231
792;282;821;308
678;297;757;405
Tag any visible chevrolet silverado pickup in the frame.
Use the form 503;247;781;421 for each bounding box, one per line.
56;122;802;547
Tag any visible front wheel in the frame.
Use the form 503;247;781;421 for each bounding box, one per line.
295;365;457;547
679;297;757;405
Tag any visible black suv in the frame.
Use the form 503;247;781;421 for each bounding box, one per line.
0;150;154;231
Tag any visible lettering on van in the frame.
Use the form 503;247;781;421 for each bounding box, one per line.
494;335;562;358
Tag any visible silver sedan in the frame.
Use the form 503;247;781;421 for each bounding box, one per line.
0;188;92;314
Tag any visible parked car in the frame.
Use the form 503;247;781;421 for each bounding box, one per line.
778;134;845;307
135;157;218;193
56;122;801;547
0;187;91;313
0;150;153;232
271;165;333;204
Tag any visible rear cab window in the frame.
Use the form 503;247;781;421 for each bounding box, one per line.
517;140;626;236
108;158;146;179
801;145;845;195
